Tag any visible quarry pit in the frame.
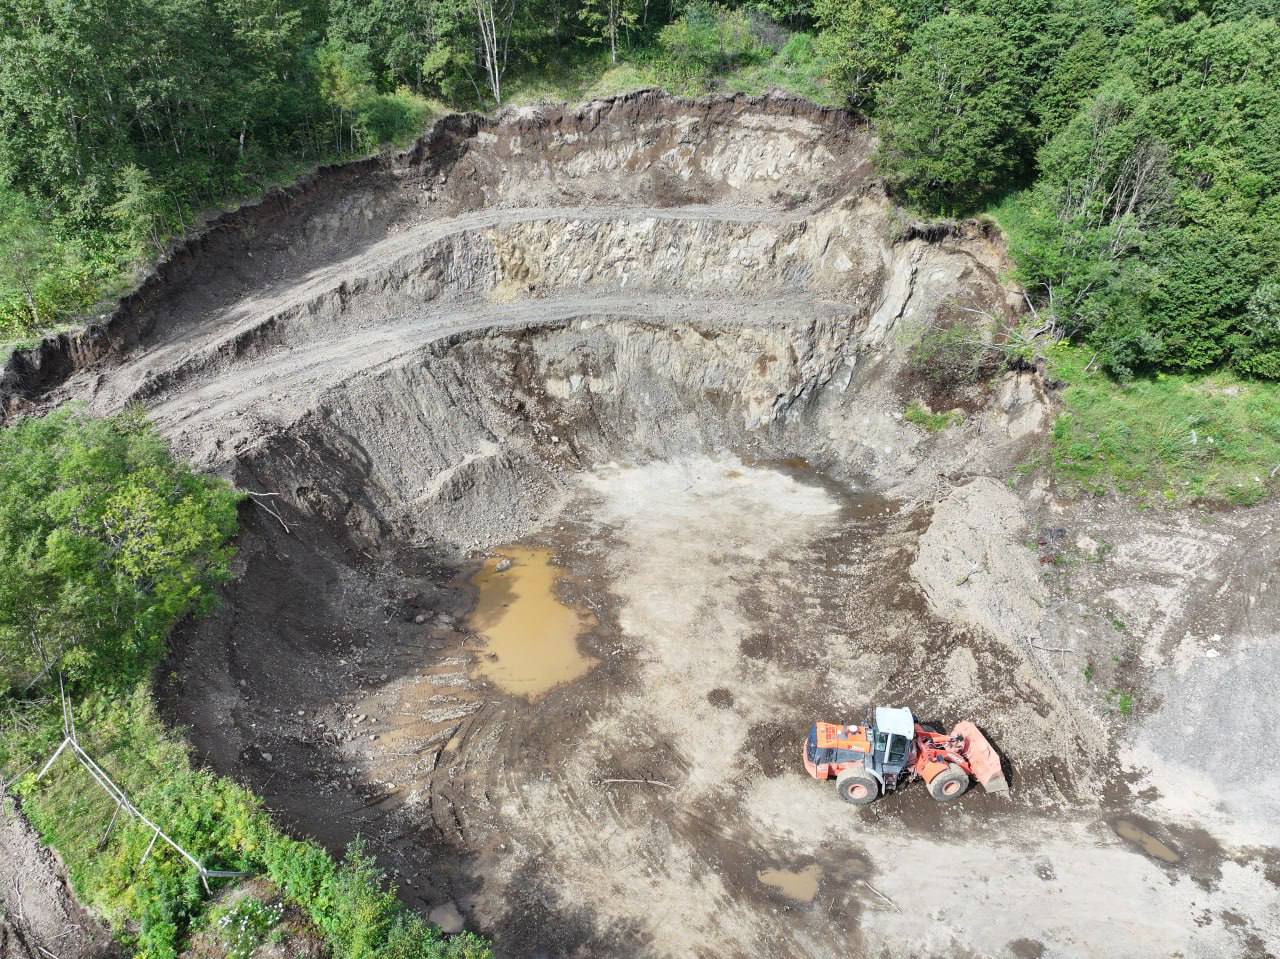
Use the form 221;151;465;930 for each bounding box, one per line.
4;92;1279;958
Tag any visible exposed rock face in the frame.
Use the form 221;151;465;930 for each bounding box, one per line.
0;92;1022;556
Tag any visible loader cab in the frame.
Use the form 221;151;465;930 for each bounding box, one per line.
871;707;916;784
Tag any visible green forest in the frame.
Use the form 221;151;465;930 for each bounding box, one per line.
1;0;1278;382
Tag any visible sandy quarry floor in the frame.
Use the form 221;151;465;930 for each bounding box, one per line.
161;455;1279;958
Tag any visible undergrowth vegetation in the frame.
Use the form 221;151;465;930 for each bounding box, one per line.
1047;344;1280;505
0;410;490;958
0;408;240;690
904;402;963;433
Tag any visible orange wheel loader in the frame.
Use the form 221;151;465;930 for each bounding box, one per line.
802;706;1008;805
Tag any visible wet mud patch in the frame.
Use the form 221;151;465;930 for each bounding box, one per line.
1104;813;1229;890
745;721;796;778
756;863;823;903
1110;816;1182;865
468;547;597;699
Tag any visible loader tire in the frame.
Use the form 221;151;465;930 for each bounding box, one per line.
836;769;879;805
928;766;970;802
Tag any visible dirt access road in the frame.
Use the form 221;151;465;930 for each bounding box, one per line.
3;92;1276;957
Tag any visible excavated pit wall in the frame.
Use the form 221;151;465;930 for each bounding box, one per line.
0;91;1061;951
3;92;1277;959
0;92;872;412
0;91;1021;559
237;314;864;551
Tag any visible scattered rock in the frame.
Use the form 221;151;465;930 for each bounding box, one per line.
428;901;466;934
495;558;513;572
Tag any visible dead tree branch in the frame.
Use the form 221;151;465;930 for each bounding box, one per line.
248;492;290;534
861;879;901;912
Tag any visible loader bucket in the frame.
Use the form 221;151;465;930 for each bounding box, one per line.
951;721;1009;794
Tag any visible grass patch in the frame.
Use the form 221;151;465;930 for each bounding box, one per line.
502;30;837;108
1048;343;1280;505
904;401;963;432
716;33;837;105
1109;689;1134;716
504;48;654;106
3;689;489;959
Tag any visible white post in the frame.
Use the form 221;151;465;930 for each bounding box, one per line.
36;738;71;780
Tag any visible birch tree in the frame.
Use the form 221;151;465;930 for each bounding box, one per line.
580;0;638;64
469;0;514;104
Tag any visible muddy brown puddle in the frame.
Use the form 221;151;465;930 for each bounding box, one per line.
756;864;823;902
468;546;597;698
1110;817;1181;864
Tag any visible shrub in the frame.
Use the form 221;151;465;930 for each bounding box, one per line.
357;90;432;150
909;322;1000;385
0;407;240;692
656;3;762;79
779;30;815;65
812;0;910;109
0;189;119;339
6;674;492;959
1230;282;1280;379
